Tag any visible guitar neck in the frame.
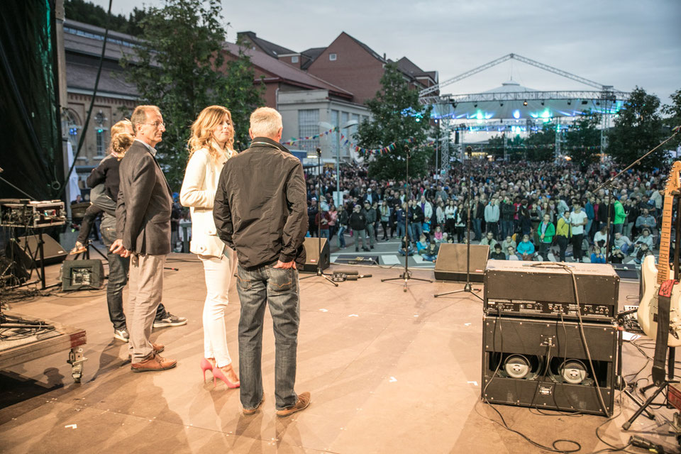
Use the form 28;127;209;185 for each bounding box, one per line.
658;196;673;284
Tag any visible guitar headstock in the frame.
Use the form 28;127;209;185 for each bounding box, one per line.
665;161;681;196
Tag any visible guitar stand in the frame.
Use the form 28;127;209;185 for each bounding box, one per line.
623;347;677;430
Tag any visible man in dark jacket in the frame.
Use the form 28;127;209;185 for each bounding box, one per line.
213;107;310;417
111;105;177;373
364;201;376;249
349;204;370;252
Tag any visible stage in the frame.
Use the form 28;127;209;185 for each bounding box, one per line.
0;254;676;453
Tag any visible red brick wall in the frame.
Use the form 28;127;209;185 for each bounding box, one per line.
306;33;384;105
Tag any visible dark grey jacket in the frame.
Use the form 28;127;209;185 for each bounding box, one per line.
213;137;308;269
116;141;172;255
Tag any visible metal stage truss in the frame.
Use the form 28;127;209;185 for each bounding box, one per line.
420;53;631;160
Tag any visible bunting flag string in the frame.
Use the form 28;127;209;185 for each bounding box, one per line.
282;128;601;154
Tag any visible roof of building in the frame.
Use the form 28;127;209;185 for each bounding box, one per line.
223;42;353;99
63;19;139;62
300;47;326;69
396;57;437;82
342;32;387;64
66;60;138;96
236;31;296;58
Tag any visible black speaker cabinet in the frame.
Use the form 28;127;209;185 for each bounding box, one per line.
481;315;617;415
62;259;104;291
434;243;488;282
10;234;68;268
302;237;330;272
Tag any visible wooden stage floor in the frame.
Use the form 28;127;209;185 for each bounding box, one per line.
0;254;678;453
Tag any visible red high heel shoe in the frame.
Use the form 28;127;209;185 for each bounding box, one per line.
212;363;240;388
200;358;214;383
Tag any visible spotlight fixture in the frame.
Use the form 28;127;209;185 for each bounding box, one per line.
581;100;588;105
451;101;457;108
567;100;572;105
596;101;600;106
474;103;478;108
523;100;528;106
541;101;545;106
500;102;504;107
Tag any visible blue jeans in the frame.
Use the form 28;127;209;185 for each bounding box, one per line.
337;225;346;248
473;219;482;240
396;222;406;239
501;220;514;240
410;222;423;241
236;263;300;410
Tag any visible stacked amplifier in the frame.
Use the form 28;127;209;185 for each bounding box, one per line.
481;261;620;415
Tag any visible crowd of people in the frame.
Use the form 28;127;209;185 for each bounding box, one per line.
304;158;665;264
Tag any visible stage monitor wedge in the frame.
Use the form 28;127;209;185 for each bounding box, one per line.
301;237;330;272
10;234;68;269
434;243;488;282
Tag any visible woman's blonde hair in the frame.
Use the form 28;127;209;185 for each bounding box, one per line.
188;106;234;161
109;119;134;159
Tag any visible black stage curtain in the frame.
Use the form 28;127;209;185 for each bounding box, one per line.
0;0;64;201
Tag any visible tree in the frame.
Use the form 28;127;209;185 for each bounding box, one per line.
564;111;601;170
121;0;263;189
487;134;504;160
356;63;433;181
524;122;556;162
662;89;681;152
608;87;664;170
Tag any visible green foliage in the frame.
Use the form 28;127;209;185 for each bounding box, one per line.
564;111;601;170
662;89;681;151
487;134;505;159
505;134;525;162
608;87;664;170
121;0;263;189
525;122;556;162
64;0;146;35
356;63;433;181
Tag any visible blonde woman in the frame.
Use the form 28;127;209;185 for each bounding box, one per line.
180;106;239;388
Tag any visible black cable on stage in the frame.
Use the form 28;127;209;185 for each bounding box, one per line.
58;0;114;198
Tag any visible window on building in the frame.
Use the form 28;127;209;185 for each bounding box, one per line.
298;109;320;152
95;129;107;157
94;111;108;157
329;53;337;61
291;55;299;63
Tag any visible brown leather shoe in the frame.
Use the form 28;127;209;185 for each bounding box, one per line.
243;396;265;416
276;392;310;417
131;353;177;373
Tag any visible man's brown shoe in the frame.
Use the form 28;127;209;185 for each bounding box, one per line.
276;392;310;417
131;353;177;373
243;396;265;416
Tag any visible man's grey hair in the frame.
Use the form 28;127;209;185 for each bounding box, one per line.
250;107;282;138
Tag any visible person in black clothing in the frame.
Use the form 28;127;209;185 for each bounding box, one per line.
408;199;424;242
489;243;506;260
349;204;370;252
307;198;319;237
364;201;376;249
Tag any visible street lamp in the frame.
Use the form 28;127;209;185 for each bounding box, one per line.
318;119;358;207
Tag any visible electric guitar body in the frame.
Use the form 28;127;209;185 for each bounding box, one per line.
638;255;681;347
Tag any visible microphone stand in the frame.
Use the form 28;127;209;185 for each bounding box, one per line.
299;147;338;287
382;145;432;292
434;146;483;301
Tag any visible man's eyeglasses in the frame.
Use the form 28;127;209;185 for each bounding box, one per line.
144;121;166;128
